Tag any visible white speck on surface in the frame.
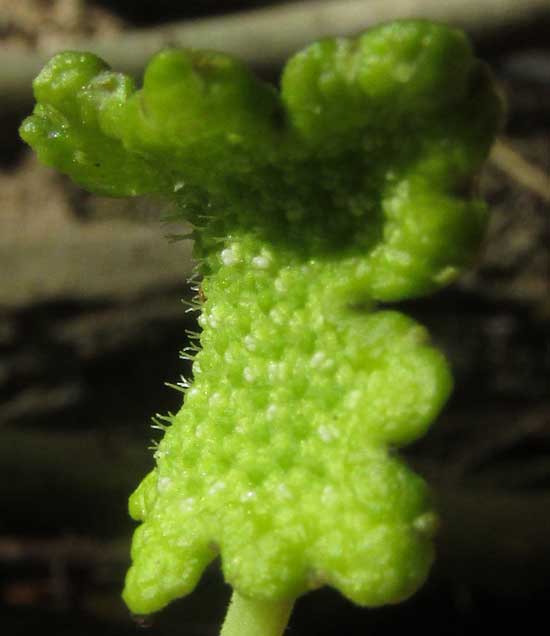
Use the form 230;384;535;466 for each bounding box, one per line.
244;335;256;351
267;362;278;381
195;423;206;438
266;404;277;420
322;485;336;503
274;277;287;293
267;361;287;381
221;247;238;266
243;367;256;383
173;180;185;192
158;477;172;492
180;497;196;513
345;389;361;408
210;391;222;405
240;490;257;502
310;351;326;367
208;481;226;495
269;307;285;325
318;425;333;442
252;255;270;269
277;484;291;499
313;315;325;329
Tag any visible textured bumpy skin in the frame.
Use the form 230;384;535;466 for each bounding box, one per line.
21;21;501;615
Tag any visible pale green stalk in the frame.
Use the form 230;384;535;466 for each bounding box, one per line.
220;591;294;636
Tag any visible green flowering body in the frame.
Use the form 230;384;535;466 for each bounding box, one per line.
20;20;501;619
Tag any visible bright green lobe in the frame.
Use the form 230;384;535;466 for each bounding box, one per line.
20;20;501;617
124;233;450;614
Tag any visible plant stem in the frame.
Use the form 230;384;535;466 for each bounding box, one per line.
220;591;294;636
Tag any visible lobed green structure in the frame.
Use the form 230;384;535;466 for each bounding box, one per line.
21;20;501;630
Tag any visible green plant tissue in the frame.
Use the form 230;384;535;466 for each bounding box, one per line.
21;20;501;616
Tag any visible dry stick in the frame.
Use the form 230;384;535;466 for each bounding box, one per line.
0;536;127;566
491;138;550;203
3;0;550;109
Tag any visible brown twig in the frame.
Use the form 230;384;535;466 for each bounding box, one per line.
0;535;127;566
3;0;550;109
490;138;550;202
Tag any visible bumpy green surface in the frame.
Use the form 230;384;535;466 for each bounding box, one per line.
21;21;501;615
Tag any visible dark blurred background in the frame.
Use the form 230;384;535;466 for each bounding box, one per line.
1;1;549;634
